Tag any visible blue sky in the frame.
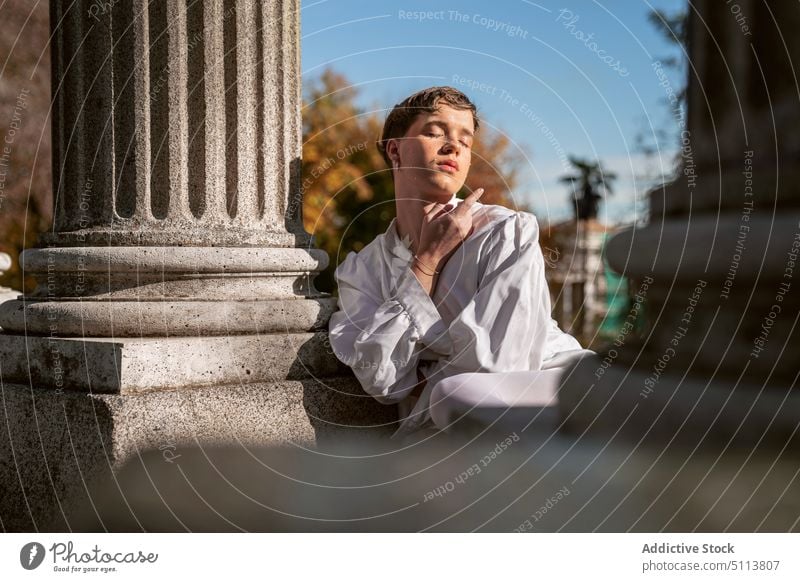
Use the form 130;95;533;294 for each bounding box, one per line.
300;0;687;225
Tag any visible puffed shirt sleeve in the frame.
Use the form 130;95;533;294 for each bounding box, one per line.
328;251;453;404
396;212;555;436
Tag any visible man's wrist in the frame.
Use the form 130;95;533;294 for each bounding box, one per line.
412;255;438;276
415;252;442;271
409;261;436;296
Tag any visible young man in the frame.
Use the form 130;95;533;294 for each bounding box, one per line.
328;86;591;440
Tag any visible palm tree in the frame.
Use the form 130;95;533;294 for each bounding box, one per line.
559;156;617;221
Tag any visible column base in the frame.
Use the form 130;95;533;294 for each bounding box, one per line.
0;246;335;336
0;377;399;531
0;332;348;393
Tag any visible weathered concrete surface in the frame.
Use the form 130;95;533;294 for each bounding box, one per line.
0;377;398;532
67;434;800;532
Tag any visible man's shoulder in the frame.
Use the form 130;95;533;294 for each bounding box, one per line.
474;203;540;240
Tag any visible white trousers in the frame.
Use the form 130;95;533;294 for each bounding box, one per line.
427;349;596;434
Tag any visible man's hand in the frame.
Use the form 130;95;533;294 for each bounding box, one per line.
416;188;485;271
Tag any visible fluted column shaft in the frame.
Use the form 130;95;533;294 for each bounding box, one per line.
48;0;305;246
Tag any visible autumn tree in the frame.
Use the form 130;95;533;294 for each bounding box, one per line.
0;0;51;293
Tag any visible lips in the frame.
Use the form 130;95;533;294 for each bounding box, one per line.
437;160;459;172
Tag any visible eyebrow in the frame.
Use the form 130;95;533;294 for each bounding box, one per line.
424;120;474;138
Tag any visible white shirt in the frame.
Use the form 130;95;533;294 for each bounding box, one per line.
328;194;583;438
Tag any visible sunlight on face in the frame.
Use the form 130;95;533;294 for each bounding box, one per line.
390;104;475;202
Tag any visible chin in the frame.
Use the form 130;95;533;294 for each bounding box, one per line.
429;185;458;199
434;177;463;195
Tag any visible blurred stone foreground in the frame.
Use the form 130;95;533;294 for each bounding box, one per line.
3;0;800;532
73;431;798;533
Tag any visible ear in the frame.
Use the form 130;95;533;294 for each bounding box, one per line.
386;138;400;164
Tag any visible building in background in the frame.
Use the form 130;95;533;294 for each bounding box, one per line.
543;156;624;347
542;218;626;348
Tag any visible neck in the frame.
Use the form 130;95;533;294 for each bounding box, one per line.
395;192;454;253
395;198;425;252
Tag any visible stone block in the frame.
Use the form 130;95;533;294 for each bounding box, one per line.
0;377;398;531
0;332;348;393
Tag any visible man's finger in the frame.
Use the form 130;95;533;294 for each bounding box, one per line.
466;187;485;203
433;204;455;219
457;188;485;213
424;202;444;215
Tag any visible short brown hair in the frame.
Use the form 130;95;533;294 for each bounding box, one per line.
377;86;480;169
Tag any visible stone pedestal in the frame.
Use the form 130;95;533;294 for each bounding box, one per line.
558;0;800;444
0;0;396;531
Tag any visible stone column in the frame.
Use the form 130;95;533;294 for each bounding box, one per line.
0;0;395;531
2;0;327;339
558;0;800;444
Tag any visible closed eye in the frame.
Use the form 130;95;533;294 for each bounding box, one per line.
426;131;472;151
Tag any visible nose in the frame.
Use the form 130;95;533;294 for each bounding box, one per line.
441;138;460;156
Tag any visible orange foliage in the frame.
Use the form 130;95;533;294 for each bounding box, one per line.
0;0;52;293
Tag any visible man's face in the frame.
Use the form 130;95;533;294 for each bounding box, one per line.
387;103;475;202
